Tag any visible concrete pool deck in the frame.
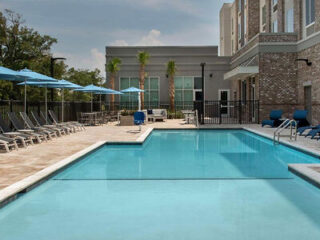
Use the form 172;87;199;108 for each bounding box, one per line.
1;119;320;205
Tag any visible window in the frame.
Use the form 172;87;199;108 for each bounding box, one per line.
305;0;315;26
238;23;241;40
286;8;294;32
273;0;278;6
244;0;247;6
144;77;160;108
120;77;159;109
175;77;193;109
272;20;278;33
244;12;247;36
238;0;241;12
262;5;266;25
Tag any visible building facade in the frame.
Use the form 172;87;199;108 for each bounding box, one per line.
221;0;320;124
105;46;231;109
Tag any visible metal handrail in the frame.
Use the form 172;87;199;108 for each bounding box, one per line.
273;119;297;144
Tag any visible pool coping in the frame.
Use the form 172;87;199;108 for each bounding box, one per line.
1;126;320;208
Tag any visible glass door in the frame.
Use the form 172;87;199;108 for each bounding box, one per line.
219;90;229;116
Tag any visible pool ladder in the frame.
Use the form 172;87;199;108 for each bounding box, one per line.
273;119;297;144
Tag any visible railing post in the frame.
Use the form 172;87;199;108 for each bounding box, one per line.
219;100;222;124
257;100;260;124
238;100;242;124
9;100;13;113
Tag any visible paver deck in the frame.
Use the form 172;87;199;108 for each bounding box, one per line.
1;120;320;192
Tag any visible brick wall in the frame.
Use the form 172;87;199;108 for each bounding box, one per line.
248;0;260;41
297;42;320;124
258;52;298;120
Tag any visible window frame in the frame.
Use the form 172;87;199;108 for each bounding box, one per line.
305;0;315;27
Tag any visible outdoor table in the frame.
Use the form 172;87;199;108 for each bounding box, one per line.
81;112;99;125
182;111;195;124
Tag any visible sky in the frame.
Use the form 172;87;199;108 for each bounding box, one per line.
0;0;232;76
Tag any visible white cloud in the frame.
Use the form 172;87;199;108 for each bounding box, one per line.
136;29;163;46
53;48;105;77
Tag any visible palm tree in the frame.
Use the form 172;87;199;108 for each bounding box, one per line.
106;57;122;110
137;51;150;109
167;60;177;111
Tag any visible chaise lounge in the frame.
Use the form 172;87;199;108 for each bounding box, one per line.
261;110;283;128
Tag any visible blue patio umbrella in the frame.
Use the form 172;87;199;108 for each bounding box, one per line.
0;66;23;81
17;69;58;114
73;84;122;112
42;80;83;122
121;87;144;111
18;80;69;122
0;66;37;114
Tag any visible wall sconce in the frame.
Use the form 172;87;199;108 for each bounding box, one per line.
295;58;312;66
209;74;213;78
166;74;169;78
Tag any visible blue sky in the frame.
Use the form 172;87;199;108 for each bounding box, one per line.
1;0;232;74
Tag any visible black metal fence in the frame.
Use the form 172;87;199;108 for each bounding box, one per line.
194;100;260;124
0;100;259;125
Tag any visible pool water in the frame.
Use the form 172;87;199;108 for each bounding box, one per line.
1;130;320;240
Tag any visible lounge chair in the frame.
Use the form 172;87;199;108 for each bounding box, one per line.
261;110;283;127
31;111;66;137
40;111;72;134
0;136;18;153
8;112;47;143
297;124;320;136
304;128;320;139
134;111;145;131
49;110;85;131
293;110;309;128
0;113;34;147
20;112;57;140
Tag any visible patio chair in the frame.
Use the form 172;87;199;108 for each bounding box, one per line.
49;110;85;131
293;110;309;128
297;124;320;136
0;136;18;153
40;111;72;134
20;112;57;140
134;111;145;132
0;113;34;147
31;111;66;137
261;110;283;128
8;112;47;143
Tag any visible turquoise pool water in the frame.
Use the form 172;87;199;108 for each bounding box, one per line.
1;130;320;240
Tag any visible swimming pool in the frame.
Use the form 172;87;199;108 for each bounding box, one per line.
1;130;320;240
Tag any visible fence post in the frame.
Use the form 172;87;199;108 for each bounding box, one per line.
238;100;242;124
257;101;260;124
38;101;41;116
9;100;13;113
219;100;222;124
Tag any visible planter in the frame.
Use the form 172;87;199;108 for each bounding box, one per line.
119;115;134;126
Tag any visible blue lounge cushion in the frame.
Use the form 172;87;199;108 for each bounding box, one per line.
134;111;145;125
270;110;283;120
262;110;283;127
293;110;308;120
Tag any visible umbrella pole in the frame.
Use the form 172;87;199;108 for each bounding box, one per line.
45;87;48;123
24;79;27;113
138;92;141;111
61;89;64;122
91;93;93;112
100;94;102;112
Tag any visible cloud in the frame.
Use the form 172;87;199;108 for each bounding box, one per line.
136;29;163;46
54;48;105;77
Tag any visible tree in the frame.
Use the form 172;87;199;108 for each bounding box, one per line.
0;9;63;101
167;60;177;111
137;51;149;109
106;58;122;110
64;68;103;102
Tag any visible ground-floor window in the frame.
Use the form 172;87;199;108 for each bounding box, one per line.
119;77;159;109
174;76;202;110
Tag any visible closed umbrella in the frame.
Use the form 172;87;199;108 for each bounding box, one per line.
121;87;144;111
